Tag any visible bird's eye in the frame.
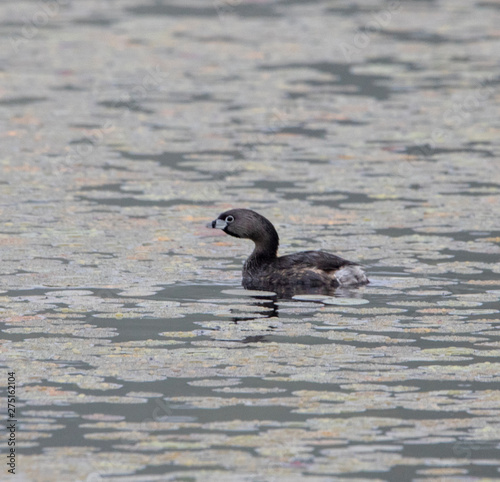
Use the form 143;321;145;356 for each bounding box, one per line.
225;215;235;223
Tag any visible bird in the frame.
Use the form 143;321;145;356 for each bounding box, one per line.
207;208;368;296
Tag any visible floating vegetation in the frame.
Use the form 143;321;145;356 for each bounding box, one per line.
1;0;499;480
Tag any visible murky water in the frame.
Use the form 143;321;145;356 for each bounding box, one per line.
1;0;499;480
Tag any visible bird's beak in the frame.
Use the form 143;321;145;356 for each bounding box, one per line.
206;219;227;229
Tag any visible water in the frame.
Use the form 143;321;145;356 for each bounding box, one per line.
1;0;499;480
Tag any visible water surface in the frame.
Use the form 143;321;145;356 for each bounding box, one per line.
0;0;499;480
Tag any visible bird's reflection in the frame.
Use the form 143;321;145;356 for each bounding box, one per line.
230;295;278;324
224;284;366;345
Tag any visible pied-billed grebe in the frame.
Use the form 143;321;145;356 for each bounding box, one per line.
207;208;368;294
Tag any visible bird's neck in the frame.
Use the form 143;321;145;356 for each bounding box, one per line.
246;232;279;271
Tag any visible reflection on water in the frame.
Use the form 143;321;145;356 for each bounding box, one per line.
1;0;500;480
3;274;500;480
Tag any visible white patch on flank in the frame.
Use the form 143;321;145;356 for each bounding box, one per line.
334;265;368;286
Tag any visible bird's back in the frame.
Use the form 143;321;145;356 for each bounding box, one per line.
276;250;354;271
